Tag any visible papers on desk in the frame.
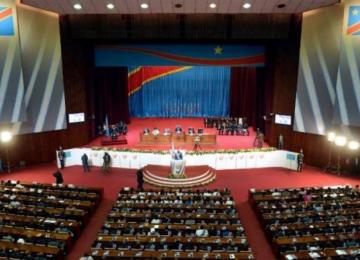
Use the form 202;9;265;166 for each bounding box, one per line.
309;252;321;258
336;249;347;255
285;254;297;260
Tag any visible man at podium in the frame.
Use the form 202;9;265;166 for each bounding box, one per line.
170;149;186;178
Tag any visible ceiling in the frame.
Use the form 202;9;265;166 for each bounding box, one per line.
20;0;340;14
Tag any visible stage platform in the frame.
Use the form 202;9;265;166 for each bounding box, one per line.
87;117;266;151
143;165;216;188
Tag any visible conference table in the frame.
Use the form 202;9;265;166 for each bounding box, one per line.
139;132;217;145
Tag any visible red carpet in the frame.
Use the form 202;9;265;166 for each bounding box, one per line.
1;164;359;260
86;117;267;150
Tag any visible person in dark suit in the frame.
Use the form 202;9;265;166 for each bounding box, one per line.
136;169;144;190
194;135;201;151
297;149;304;172
175;125;182;134
102;152;111;173
81;153;90;172
57;147;65;169
53;170;64;185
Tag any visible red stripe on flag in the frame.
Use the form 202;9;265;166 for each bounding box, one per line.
347;21;360;35
117;47;265;66
0;8;12;20
128;66;188;95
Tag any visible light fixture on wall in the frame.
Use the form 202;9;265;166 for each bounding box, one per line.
0;130;13;173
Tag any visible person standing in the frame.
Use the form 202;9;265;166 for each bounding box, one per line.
0;158;3;173
102;152;111;174
297;149;304;172
53;170;64;185
194;135;201;151
81;153;90;172
57;147;66;169
136;169;144;190
277;134;284;150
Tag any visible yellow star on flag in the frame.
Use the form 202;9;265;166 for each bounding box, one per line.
352;8;359;16
214;46;223;55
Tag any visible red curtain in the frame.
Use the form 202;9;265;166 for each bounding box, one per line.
94;67;130;126
229;67;269;132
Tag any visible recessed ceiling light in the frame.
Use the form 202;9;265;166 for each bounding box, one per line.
209;3;217;9
140;3;149;9
243;2;251;9
73;3;82;10
107;3;115;9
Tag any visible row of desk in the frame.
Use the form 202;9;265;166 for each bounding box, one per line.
140;133;217;145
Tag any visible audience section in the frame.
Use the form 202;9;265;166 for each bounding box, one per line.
249;185;360;259
91;188;253;259
0;180;102;259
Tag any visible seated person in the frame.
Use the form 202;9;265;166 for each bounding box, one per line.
196;225;209;237
143;128;150;135
197;128;203;135
163;128;171;135
188;127;195;135
152;127;160;136
175;125;182;134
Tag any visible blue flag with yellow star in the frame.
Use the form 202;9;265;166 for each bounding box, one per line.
96;44;265;67
347;6;360;35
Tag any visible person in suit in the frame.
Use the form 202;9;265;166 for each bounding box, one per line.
0;158;3;173
297;149;304;172
57;147;66;169
81;153;90;172
53;170;64;185
175;125;182;134
277;134;284;150
136;169;144;190
194;135;201;151
102;152;111;173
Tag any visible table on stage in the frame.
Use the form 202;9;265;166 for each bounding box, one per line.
139;132;217;145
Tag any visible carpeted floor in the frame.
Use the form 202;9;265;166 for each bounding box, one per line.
1;163;359;260
86;117;266;150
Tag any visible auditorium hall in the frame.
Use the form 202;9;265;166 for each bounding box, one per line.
0;0;360;259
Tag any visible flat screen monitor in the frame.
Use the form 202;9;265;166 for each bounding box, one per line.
275;114;292;126
68;113;85;123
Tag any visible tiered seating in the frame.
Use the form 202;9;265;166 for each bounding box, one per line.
0;180;102;259
91;188;253;259
249;185;360;259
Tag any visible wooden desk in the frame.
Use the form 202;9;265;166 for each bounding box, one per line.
139;133;216;145
91;248;253;259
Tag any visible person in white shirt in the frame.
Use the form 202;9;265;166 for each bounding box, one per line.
195;225;209;237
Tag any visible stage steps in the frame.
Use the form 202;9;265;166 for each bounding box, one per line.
143;165;216;188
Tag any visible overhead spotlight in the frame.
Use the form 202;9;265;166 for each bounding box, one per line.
140;3;149;9
209;3;217;9
334;136;347;147
348;141;359;150
107;3;115;9
243;2;251;9
0;131;13;143
327;132;336;142
73;3;82;10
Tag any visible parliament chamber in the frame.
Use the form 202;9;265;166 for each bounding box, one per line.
1;0;360;259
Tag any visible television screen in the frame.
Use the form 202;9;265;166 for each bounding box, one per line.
275;114;292;125
68;113;85;123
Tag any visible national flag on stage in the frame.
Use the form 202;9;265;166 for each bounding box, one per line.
0;6;14;36
347;6;360;35
104;114;110;136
